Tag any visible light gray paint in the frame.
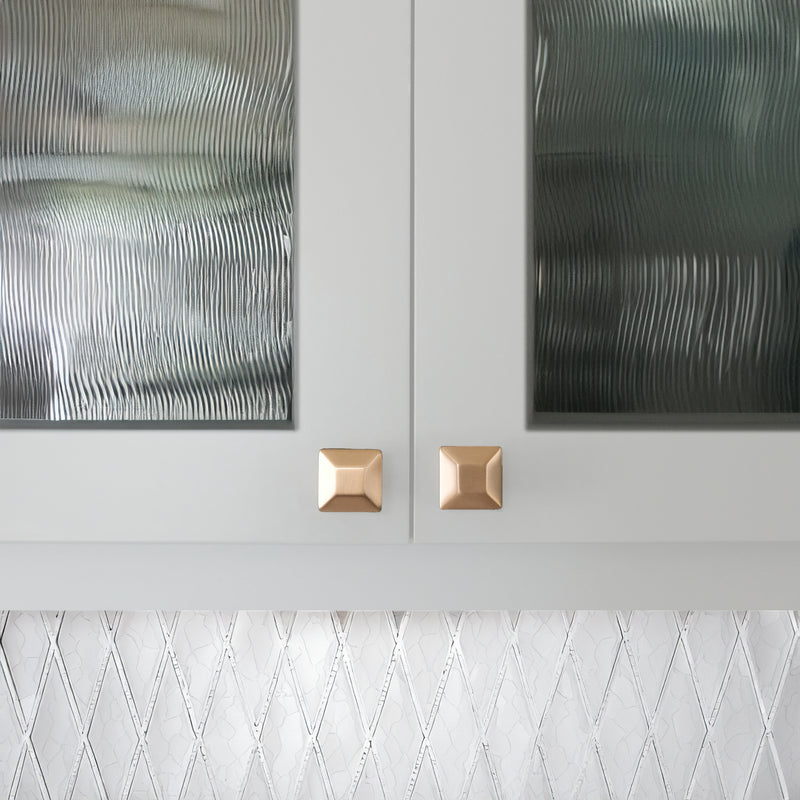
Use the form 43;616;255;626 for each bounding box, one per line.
0;543;799;608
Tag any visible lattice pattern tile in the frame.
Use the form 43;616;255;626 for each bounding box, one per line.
0;611;798;799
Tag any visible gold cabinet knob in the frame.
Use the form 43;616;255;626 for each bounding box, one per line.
318;449;383;512
439;446;502;510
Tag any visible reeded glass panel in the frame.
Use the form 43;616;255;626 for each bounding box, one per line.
1;0;293;421
532;0;800;415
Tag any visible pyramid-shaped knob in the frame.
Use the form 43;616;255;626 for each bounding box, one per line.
318;449;382;512
439;446;502;510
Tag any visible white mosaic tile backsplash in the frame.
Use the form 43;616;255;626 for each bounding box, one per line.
0;611;798;799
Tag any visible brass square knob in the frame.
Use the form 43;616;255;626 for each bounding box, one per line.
318;449;382;512
440;446;502;510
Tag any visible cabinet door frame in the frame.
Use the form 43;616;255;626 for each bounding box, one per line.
0;0;411;543
413;0;800;543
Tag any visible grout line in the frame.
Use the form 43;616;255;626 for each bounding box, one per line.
409;0;416;544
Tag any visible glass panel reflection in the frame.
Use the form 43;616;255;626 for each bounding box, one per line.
1;0;293;421
532;0;800;414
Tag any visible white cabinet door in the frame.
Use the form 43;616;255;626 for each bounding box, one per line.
413;0;800;543
0;0;411;543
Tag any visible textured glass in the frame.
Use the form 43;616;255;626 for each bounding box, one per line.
0;0;293;421
1;611;799;799
532;0;800;414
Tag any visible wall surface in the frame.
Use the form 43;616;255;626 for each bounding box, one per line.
1;610;798;799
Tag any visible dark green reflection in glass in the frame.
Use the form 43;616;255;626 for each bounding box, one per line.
532;0;800;414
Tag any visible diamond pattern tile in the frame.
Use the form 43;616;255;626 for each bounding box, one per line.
538;653;594;799
1;611;799;799
88;657;139;799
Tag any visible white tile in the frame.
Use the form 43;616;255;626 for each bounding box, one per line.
89;659;139;799
0;609;796;799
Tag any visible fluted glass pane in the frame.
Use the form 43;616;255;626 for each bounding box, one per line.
1;0;293;421
532;0;800;414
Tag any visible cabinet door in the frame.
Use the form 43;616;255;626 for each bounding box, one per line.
414;0;800;542
0;0;410;543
